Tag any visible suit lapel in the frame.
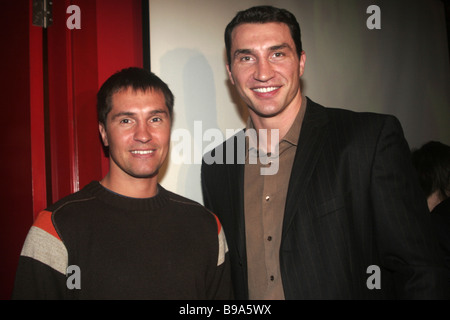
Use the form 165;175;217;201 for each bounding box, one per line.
283;98;330;238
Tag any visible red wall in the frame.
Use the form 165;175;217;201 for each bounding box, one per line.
0;0;144;300
0;0;35;301
96;0;144;178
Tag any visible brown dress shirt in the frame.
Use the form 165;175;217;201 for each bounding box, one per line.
244;98;307;299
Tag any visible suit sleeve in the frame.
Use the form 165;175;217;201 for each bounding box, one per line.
370;116;449;299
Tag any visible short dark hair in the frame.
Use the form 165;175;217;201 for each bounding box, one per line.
412;141;450;199
225;6;303;66
97;67;174;126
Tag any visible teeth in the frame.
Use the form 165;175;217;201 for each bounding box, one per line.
131;150;154;155
253;87;279;93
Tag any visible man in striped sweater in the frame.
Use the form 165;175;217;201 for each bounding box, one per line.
12;67;232;299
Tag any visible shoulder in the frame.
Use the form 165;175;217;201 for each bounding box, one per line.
47;182;98;214
162;189;229;266
40;182;102;244
308;97;394;125
306;97;403;140
163;187;206;209
162;187;222;229
33;183;97;236
23;182;98;251
20;209;68;275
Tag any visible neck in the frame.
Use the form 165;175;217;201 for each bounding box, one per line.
248;94;303;150
100;172;159;199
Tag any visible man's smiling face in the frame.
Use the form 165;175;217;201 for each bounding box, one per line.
227;22;305;119
99;87;171;182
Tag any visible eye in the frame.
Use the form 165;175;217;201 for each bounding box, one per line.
273;52;285;58
150;117;162;123
240;56;253;62
120;118;131;124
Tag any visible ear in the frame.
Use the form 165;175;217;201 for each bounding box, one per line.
299;51;306;77
226;64;235;85
99;122;109;147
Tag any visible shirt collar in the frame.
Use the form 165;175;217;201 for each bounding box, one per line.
245;95;307;149
282;96;307;146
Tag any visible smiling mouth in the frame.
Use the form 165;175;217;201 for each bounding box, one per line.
131;150;155;155
252;86;281;93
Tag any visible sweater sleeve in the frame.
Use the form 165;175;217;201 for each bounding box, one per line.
12;210;69;300
206;213;234;299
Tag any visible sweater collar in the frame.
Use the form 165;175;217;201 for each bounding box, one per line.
84;181;170;212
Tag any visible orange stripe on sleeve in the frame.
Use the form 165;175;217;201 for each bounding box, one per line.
33;210;61;240
212;213;222;234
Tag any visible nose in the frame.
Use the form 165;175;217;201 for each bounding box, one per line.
254;59;275;82
133;121;152;143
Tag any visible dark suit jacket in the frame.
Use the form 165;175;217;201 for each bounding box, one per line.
201;97;449;299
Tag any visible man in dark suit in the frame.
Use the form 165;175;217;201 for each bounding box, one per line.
201;5;448;299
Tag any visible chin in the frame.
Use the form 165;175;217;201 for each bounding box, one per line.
129;169;159;179
251;107;284;118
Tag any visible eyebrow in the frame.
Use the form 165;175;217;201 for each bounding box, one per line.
233;43;293;59
269;43;291;51
233;48;252;58
110;109;169;121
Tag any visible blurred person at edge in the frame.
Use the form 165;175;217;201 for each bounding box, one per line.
412;141;450;273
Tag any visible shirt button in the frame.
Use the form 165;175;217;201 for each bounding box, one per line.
270;275;274;281
265;195;270;201
267;236;272;241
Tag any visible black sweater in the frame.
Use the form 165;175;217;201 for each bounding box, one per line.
12;181;232;299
